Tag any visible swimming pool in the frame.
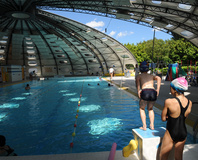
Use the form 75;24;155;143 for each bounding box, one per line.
0;77;195;156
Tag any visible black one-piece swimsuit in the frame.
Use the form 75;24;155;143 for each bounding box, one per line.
166;97;189;142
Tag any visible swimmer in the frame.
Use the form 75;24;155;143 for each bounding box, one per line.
88;84;91;86
0;135;17;156
136;61;161;130
25;84;30;90
97;83;100;86
160;77;192;160
108;83;113;87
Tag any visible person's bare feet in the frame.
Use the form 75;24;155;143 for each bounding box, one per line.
150;125;154;130
139;126;147;131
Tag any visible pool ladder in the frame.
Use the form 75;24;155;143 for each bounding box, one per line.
193;102;198;143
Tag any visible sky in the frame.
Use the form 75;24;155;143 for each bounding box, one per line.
49;10;172;45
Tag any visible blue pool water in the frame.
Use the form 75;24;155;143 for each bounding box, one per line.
0;77;195;156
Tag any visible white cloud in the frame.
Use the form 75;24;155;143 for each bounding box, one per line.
117;31;134;38
86;20;105;28
109;31;116;37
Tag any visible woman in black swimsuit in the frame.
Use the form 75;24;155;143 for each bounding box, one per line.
160;77;192;160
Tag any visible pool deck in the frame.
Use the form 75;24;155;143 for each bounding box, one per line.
106;76;198;134
1;144;198;160
1;76;198;160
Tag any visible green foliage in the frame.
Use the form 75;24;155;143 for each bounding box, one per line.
124;38;198;66
125;64;134;69
154;67;168;75
181;66;198;73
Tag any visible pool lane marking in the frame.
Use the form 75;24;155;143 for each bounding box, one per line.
70;80;84;151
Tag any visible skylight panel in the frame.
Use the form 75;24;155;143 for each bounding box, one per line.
166;24;174;28
151;1;161;5
178;3;192;10
181;30;194;37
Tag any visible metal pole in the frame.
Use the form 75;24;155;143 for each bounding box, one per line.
120;57;125;88
151;29;156;74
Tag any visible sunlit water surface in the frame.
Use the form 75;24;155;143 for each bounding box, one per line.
0;77;195;156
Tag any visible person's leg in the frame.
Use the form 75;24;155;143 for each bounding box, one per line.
174;139;186;160
160;131;174;160
147;101;155;130
139;99;147;130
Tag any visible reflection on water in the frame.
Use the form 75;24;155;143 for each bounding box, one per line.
22;93;32;96
62;93;77;96
79;105;101;112
0;103;19;109
69;97;87;102
58;79;100;83
59;90;68;93
87;118;122;135
0;113;7;121
12;97;26;100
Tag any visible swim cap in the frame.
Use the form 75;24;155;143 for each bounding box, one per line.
140;61;149;72
170;77;188;93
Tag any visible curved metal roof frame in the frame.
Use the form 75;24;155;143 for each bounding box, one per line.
37;0;198;47
0;0;198;77
0;0;138;77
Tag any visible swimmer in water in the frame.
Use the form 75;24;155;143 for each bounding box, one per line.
25;84;30;90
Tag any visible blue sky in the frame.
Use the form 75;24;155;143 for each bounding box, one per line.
49;10;172;45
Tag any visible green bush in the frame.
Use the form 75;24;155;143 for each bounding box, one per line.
181;66;198;73
154;66;198;76
154;68;168;75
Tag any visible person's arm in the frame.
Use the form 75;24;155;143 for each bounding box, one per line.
136;76;141;98
161;99;169;121
185;100;192;118
154;75;161;96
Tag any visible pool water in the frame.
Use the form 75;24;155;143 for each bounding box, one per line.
0;77;195;156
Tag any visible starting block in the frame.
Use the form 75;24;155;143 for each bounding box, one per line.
132;127;174;160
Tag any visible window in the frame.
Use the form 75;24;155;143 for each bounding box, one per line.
25;37;32;40
121;55;130;58
27;50;35;54
0;55;4;60
0;40;7;44
166;24;174;28
178;3;192;10
57;55;65;57
2;36;8;39
181;30;194;37
0;49;5;54
81;49;88;51
26;41;33;45
27;46;34;49
28;61;37;66
151;1;161;5
55;50;63;53
84;54;93;57
59;60;67;64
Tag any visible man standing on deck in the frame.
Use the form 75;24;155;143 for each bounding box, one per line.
136;61;161;130
109;67;114;81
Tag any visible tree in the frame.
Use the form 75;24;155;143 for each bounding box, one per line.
124;38;198;65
